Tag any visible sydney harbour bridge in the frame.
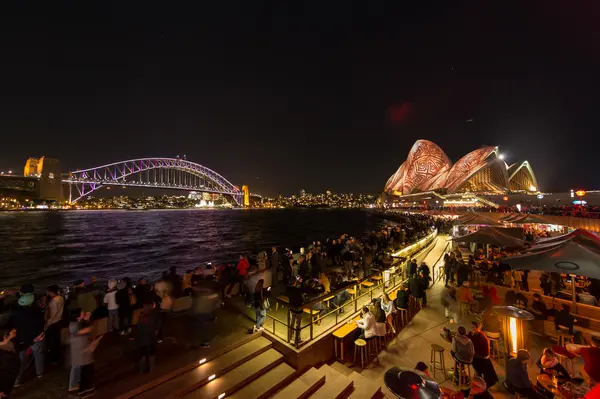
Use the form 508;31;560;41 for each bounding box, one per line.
61;157;246;206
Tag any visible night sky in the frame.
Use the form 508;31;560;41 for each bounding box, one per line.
1;2;598;195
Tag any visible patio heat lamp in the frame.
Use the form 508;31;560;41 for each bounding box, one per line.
492;306;534;369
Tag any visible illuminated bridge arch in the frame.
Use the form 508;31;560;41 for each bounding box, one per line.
62;158;242;205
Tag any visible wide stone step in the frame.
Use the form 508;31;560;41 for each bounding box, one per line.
178;348;284;399
136;335;272;399
228;362;295;399
347;371;381;399
270;367;326;399
308;364;354;399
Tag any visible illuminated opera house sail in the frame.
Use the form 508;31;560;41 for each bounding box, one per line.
384;140;538;196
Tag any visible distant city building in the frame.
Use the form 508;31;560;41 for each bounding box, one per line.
0;156;62;202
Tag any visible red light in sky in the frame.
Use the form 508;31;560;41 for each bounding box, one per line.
388;102;413;125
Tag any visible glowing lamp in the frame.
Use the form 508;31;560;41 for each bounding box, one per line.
575;190;586;197
493;306;534;368
498;154;505;160
503;196;509;201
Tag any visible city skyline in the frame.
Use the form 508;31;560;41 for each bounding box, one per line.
1;3;599;195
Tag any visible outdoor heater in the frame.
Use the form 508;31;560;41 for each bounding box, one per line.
492;306;534;369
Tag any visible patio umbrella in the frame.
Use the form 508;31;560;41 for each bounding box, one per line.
453;212;501;226
502;233;600;310
451;227;527;248
384;368;440;399
499;213;521;222
508;214;553;225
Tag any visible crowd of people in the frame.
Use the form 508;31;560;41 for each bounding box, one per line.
0;213;452;398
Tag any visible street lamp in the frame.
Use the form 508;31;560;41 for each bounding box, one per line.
537;193;544;208
575;190;586;206
493;306;534;369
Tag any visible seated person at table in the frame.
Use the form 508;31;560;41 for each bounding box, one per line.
505;286;528;308
452;326;474;364
458;281;475;311
481;283;500;306
530;293;548;320
554;304;575;334
318;272;330;293
506;350;547;399
577;289;598;306
539;348;570;379
356;306;376;340
395;283;409;310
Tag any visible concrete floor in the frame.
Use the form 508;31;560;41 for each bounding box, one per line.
343;236;587;398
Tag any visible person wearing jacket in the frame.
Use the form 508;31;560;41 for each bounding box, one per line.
452;326;474;364
287;276;305;345
468;321;498;389
253;288;268;333
136;301;160;373
506;350;546;399
356;306;377;340
0;328;20;398
11;287;45;387
452;326;475;387
115;280;133;336
45;285;65;365
395;284;410;310
226;255;250;298
103;279;119;333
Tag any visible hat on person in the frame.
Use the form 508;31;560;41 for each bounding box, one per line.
117;280;127;290
108;279;118;290
20;283;34;294
516;349;530;361
18;293;35;307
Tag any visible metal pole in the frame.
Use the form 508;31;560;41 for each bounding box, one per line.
571;273;577;314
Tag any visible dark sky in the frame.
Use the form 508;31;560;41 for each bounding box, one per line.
1;2;599;195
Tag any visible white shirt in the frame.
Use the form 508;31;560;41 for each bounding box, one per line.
103;291;119;310
356;312;377;339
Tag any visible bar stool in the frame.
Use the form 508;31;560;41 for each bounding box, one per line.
557;329;575;347
367;337;378;359
354;339;368;369
397;308;409;328
430;344;446;380
452;354;472;390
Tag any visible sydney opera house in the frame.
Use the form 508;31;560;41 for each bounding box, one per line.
384;140;539;197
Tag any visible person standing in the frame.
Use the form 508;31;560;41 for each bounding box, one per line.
69;314;99;398
103;280;119;333
253;288;268;333
136;302;160;373
116;280;133;336
0;328;20;399
44;285;65;365
270;247;280;272
227;255;249;298
468;321;498;388
11;286;45;387
287;277;305;345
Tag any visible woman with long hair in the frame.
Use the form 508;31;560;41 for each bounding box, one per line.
381;292;396;334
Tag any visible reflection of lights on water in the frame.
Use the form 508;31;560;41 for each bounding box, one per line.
509;317;518;355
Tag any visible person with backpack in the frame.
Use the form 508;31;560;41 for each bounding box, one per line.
136;301;160;374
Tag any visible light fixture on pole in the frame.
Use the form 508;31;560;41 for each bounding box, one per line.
493;306;534;370
537;193;544;208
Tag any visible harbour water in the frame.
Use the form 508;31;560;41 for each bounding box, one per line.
0;209;394;288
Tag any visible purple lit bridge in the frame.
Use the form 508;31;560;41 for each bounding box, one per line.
62;158;243;206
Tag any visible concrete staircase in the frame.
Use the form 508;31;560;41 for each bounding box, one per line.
269;362;382;399
120;333;382;399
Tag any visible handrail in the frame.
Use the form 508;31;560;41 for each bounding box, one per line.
432;241;449;283
286;229;437;313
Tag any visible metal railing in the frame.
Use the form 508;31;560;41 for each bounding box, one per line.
265;229;438;348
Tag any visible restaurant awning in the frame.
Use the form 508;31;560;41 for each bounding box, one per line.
501;230;600;279
452;227;527;248
505;214;553;225
453;212;501;226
